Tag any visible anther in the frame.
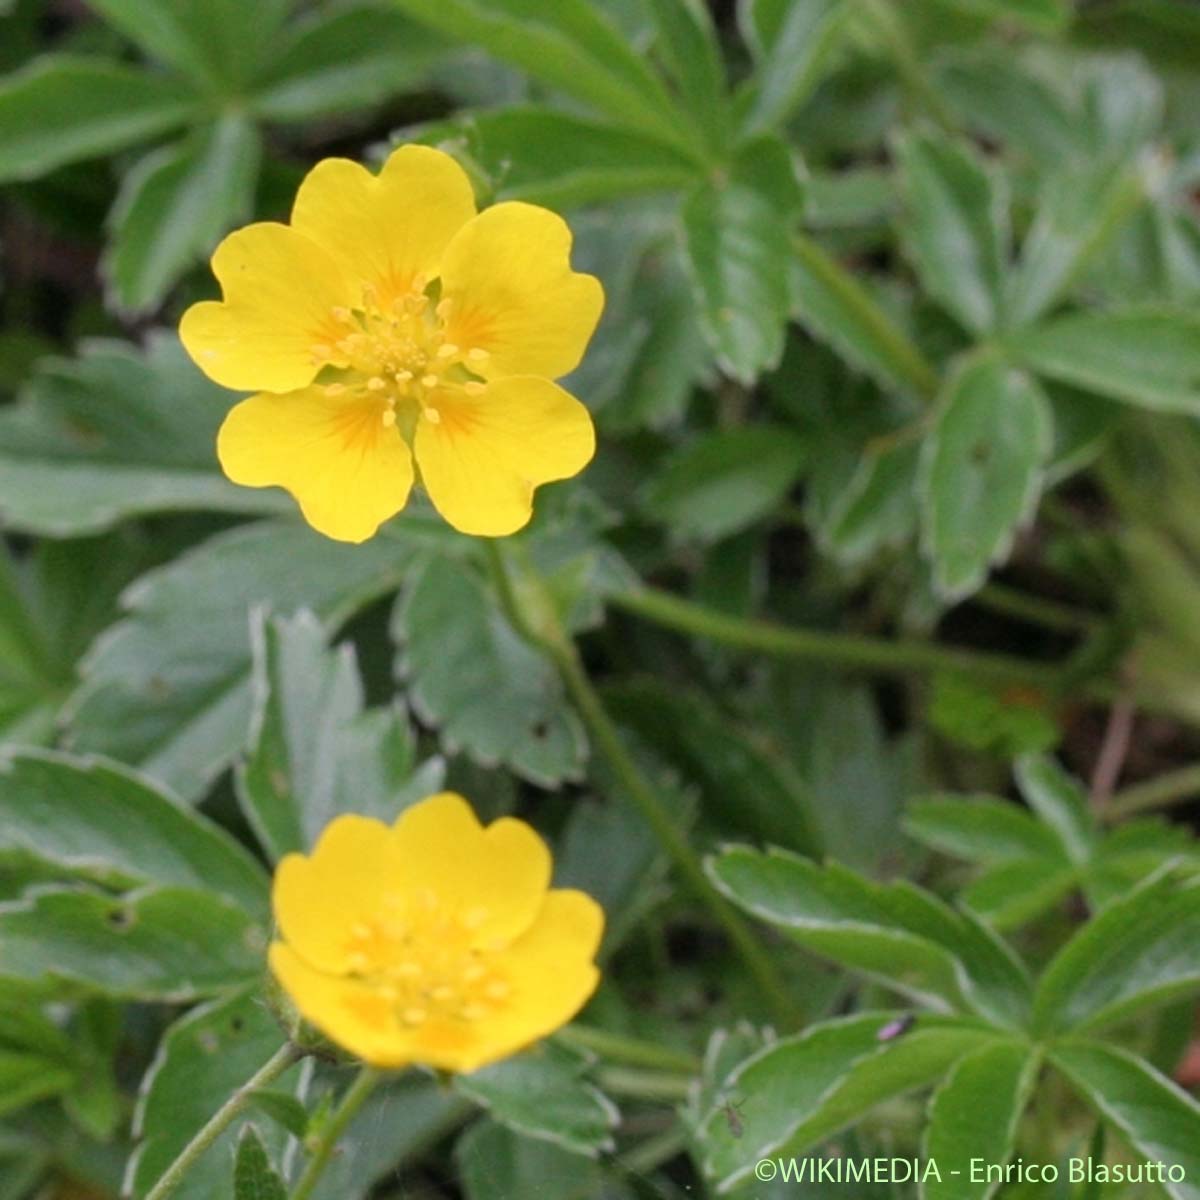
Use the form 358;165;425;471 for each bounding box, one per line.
381;409;397;428
462;964;486;983
431;985;456;1002
467;347;489;362
463;382;486;396
461;1004;488;1022
402;1007;428;1026
324;383;346;396
332;306;352;322
421;374;440;389
396;962;422;978
484;980;510;1000
437;343;460;359
367;377;386;391
423;408;442;425
436;298;454;319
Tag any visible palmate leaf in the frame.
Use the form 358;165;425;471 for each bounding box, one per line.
0;748;268;917
64;519;445;801
895;129;1009;336
0;334;287;536
709;847;1032;1027
239;610;444;861
1033;869;1200;1036
105;115;261;315
694;1012;1000;1192
920;354;1052;601
392;555;585;787
1051;1042;1200;1200
922;1041;1041;1200
454;1043;618;1157
0;55;198;182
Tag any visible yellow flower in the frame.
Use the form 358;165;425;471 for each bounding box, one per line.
268;793;604;1073
180;146;604;543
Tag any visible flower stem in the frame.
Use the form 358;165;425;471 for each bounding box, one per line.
290;1067;381;1200
1102;763;1200;822
610;585;1066;685
145;1041;301;1200
558;1024;700;1073
484;542;798;1030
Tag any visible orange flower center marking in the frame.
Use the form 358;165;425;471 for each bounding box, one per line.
342;892;511;1029
310;278;489;431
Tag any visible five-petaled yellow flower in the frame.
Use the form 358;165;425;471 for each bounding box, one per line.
269;793;604;1073
180;145;604;543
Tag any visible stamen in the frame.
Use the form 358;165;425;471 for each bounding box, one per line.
423;407;442;425
467;347;489;362
381;409;397;428
437;343;460;359
461;1003;489;1022
402;1007;428;1027
324;383;346;396
463;382;486;396
421;374;440;389
484;980;510;1000
367;376;387;391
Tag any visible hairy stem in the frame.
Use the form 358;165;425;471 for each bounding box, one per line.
145;1041;302;1200
290;1067;382;1200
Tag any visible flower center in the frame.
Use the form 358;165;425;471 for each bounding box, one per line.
310;277;489;432
342;891;511;1030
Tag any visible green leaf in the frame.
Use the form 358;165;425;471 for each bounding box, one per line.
922;1041;1040;1199
1014;755;1097;865
247;1091;309;1140
0;56;196;182
393;555;584;786
105;115;260;314
417;107;700;210
240;610;443;860
935;0;1070;32
643;427;807;541
1051;1041;1200;1200
1034;870;1200;1035
233;1127;286;1200
964;860;1078;932
647;0;728;152
0;748;268;917
65;520;423;801
250;3;447;123
1009;309;1200;415
905;796;1064;864
928;673;1060;757
791;233;939;400
85;0;289;92
682;143;798;382
392;0;700;157
0;1051;74;1118
895;129;1008;336
455;1044;618;1157
0;334;288;536
0;885;263;1000
1007;162;1145;328
456;1119;634;1200
604;678;821;855
709;847;1031;1024
695;1012;999;1191
920;355;1052;600
131;993;296;1200
740;0;852;134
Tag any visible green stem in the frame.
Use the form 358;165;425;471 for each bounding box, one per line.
617;1123;689;1178
596;1067;695;1102
558;1024;700;1074
792;232;940;403
1102;763;1200;822
484;543;798;1030
145;1042;301;1200
611;586;1065;686
290;1067;381;1200
975;584;1101;634
860;0;956;131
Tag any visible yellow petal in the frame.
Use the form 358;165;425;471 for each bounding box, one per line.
273;816;404;975
291;145;476;305
217;387;414;543
453;890;604;1073
269;943;417;1068
180;222;355;393
392;793;552;948
414;377;595;536
439;202;604;379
